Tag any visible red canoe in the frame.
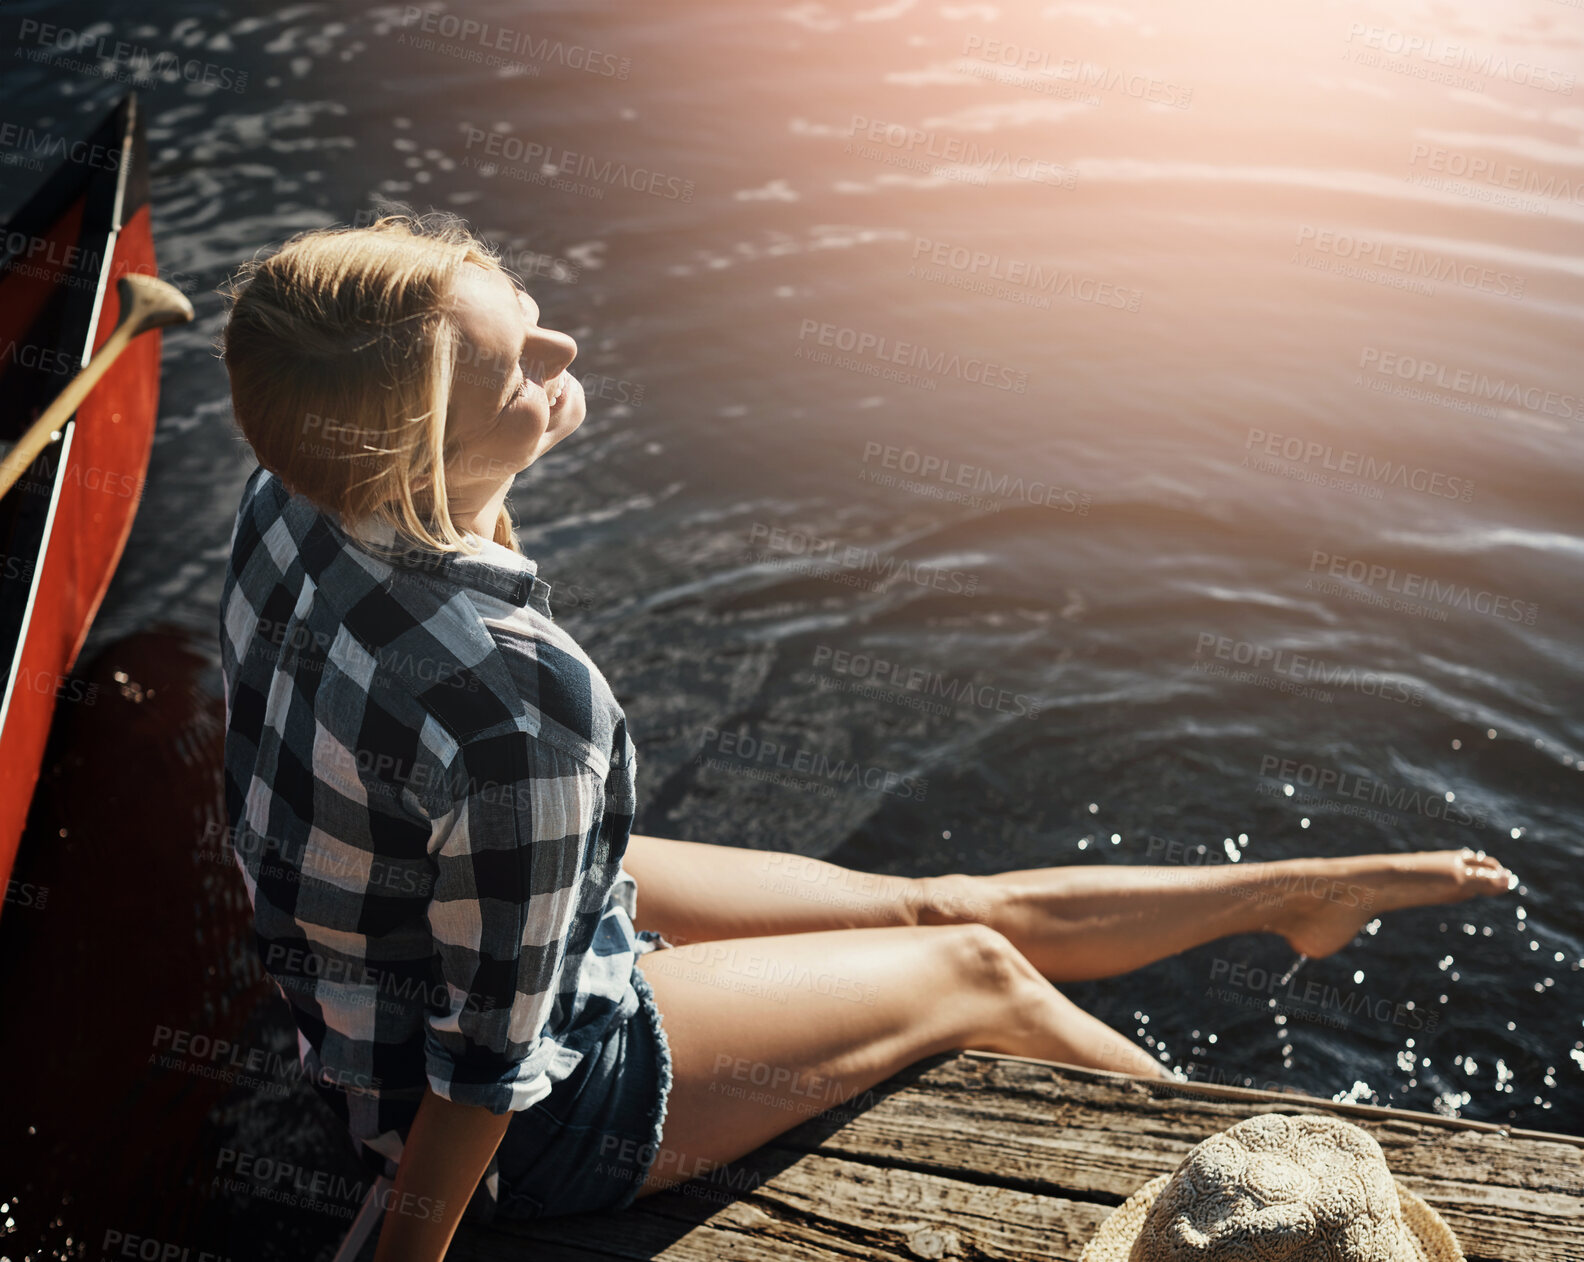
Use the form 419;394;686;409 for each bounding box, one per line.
0;93;166;914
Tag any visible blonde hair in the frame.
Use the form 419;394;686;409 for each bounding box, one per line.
220;211;520;555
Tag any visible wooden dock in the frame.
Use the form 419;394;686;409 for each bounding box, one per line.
445;1052;1584;1262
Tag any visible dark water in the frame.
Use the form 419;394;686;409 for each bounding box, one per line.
2;0;1582;1249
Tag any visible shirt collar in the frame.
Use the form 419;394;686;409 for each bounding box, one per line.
332;505;555;616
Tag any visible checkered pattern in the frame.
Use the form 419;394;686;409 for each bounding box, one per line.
219;465;651;1178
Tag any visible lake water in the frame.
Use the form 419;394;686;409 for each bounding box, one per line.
2;0;1581;1243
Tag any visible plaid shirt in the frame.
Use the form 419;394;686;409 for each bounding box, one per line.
219;465;659;1181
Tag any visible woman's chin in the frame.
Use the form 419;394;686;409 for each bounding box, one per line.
545;400;587;447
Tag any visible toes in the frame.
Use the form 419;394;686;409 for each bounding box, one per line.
1456;850;1514;891
1485;864;1517;890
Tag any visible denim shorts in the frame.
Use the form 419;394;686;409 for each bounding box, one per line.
490;938;675;1219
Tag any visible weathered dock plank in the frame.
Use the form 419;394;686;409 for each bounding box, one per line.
439;1052;1583;1262
451;1151;1111;1262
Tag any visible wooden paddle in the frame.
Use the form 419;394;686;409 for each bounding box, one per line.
0;272;194;502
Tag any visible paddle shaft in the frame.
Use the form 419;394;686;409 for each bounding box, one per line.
0;272;194;502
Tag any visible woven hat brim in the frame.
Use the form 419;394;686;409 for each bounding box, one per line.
1077;1175;1465;1262
1395;1184;1465;1262
1079;1174;1171;1262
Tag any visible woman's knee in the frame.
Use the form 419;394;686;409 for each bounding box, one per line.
940;921;1036;993
911;872;1003;927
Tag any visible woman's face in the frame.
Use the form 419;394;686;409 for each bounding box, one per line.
440;261;584;526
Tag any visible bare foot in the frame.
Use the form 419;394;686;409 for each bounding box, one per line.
1263;849;1513;958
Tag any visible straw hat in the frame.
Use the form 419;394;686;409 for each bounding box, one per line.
1079;1113;1464;1261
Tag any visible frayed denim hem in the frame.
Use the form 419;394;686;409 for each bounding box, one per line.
612;956;674;1211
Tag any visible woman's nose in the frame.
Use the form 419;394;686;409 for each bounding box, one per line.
525;330;577;383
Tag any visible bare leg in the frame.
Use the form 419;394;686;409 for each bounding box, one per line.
967;849;1514;981
629;921;1167;1200
622;835;1513;985
621;834;926;944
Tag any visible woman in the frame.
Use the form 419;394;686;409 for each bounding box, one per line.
217;214;1512;1261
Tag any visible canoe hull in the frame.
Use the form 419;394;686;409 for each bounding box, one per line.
0;95;162;910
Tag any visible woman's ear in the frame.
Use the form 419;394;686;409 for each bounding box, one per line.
412;473;432;492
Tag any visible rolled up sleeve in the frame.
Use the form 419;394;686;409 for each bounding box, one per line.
422;731;604;1113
